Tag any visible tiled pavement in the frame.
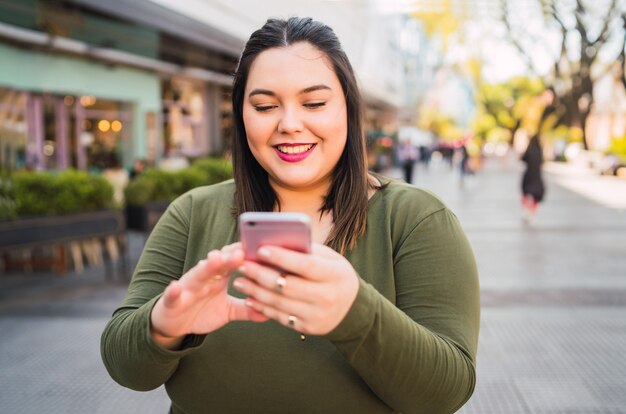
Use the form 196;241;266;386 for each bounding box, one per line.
1;153;625;413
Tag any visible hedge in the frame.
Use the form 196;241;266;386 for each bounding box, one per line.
0;170;114;220
124;157;233;207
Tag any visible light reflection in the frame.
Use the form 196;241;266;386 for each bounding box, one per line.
98;120;111;132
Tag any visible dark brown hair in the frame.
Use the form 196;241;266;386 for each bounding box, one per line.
231;17;373;254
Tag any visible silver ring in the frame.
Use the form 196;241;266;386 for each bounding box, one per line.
287;315;297;328
274;275;287;293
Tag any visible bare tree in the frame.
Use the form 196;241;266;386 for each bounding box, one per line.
619;12;626;91
501;0;626;149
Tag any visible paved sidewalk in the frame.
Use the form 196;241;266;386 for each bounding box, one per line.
1;154;625;413
401;156;626;414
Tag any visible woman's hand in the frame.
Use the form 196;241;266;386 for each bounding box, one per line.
233;243;360;335
150;243;268;349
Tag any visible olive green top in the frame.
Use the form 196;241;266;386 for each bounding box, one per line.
101;178;480;414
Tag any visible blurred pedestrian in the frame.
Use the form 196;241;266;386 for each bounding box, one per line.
521;136;544;221
459;143;472;186
129;158;146;180
418;144;431;169
101;16;479;414
520;87;562;222
397;138;418;184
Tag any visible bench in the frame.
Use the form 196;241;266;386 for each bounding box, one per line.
0;210;128;280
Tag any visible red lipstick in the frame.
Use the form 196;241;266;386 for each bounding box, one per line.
274;143;316;163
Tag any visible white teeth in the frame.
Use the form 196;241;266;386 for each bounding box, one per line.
276;144;314;154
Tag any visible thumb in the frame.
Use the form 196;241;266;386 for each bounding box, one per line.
162;280;182;308
311;243;341;259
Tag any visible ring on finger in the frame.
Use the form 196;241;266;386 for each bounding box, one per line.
274;275;287;293
287;314;297;328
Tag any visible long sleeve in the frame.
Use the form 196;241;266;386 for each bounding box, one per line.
100;195;206;391
325;207;480;414
101;180;479;413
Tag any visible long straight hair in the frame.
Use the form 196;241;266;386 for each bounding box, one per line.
231;17;373;254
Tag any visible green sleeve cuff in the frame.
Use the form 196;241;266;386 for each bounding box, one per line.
139;295;207;360
324;278;377;343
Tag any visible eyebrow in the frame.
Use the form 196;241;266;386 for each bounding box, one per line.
248;84;332;98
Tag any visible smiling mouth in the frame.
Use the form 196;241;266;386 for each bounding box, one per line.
275;144;316;154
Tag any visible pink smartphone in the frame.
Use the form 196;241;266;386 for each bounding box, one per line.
239;212;311;261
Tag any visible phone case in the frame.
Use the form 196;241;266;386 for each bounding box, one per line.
239;212;311;261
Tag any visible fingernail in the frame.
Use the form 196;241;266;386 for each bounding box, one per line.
237;265;246;274
207;250;217;259
258;247;270;258
233;279;243;290
245;299;256;309
197;259;206;266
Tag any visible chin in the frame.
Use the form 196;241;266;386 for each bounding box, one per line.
273;173;327;190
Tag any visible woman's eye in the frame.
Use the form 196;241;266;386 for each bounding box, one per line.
255;105;276;112
304;102;326;109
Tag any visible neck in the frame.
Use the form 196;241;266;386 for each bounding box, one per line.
272;184;327;218
271;180;333;244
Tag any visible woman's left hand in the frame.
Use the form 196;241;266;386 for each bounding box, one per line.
233;243;359;335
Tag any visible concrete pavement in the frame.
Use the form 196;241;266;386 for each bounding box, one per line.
404;155;626;414
1;154;625;413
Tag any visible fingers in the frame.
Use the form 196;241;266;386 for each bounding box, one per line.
161;280;182;308
236;261;315;303
237;243;359;336
234;274;310;312
254;243;335;281
183;247;244;290
228;297;270;323
244;297;307;333
234;261;322;333
220;242;242;257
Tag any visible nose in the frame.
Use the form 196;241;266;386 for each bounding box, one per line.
277;107;304;134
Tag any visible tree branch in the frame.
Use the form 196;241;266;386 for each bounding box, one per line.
592;10;625;84
590;0;618;47
574;0;589;46
500;0;542;76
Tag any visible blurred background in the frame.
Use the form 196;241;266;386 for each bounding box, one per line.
1;1;626;413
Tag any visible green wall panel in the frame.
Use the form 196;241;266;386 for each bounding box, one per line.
0;42;161;162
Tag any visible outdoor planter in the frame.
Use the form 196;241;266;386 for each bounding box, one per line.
0;209;127;279
125;200;170;232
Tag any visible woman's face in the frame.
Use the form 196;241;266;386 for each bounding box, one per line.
243;42;348;194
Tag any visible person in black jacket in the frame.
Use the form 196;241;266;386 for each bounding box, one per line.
521;135;544;221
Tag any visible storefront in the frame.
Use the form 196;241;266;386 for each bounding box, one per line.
0;0;239;173
0;43;161;171
160;77;234;158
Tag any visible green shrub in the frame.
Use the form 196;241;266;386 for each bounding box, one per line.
4;169;114;219
54;170;114;214
124;168;209;206
125;158;233;206
123;174;156;206
190;157;234;184
0;175;17;219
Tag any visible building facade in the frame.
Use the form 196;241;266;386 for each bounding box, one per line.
0;0;415;172
0;0;240;171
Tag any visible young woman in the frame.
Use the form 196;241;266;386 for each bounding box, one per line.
102;17;480;414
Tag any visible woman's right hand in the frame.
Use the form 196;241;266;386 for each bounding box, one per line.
150;244;269;349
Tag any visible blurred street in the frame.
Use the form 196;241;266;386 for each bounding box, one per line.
1;154;626;414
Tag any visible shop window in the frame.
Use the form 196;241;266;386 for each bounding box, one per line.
163;78;206;157
77;96;133;171
0;87;28;172
0;88;134;172
220;87;233;157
